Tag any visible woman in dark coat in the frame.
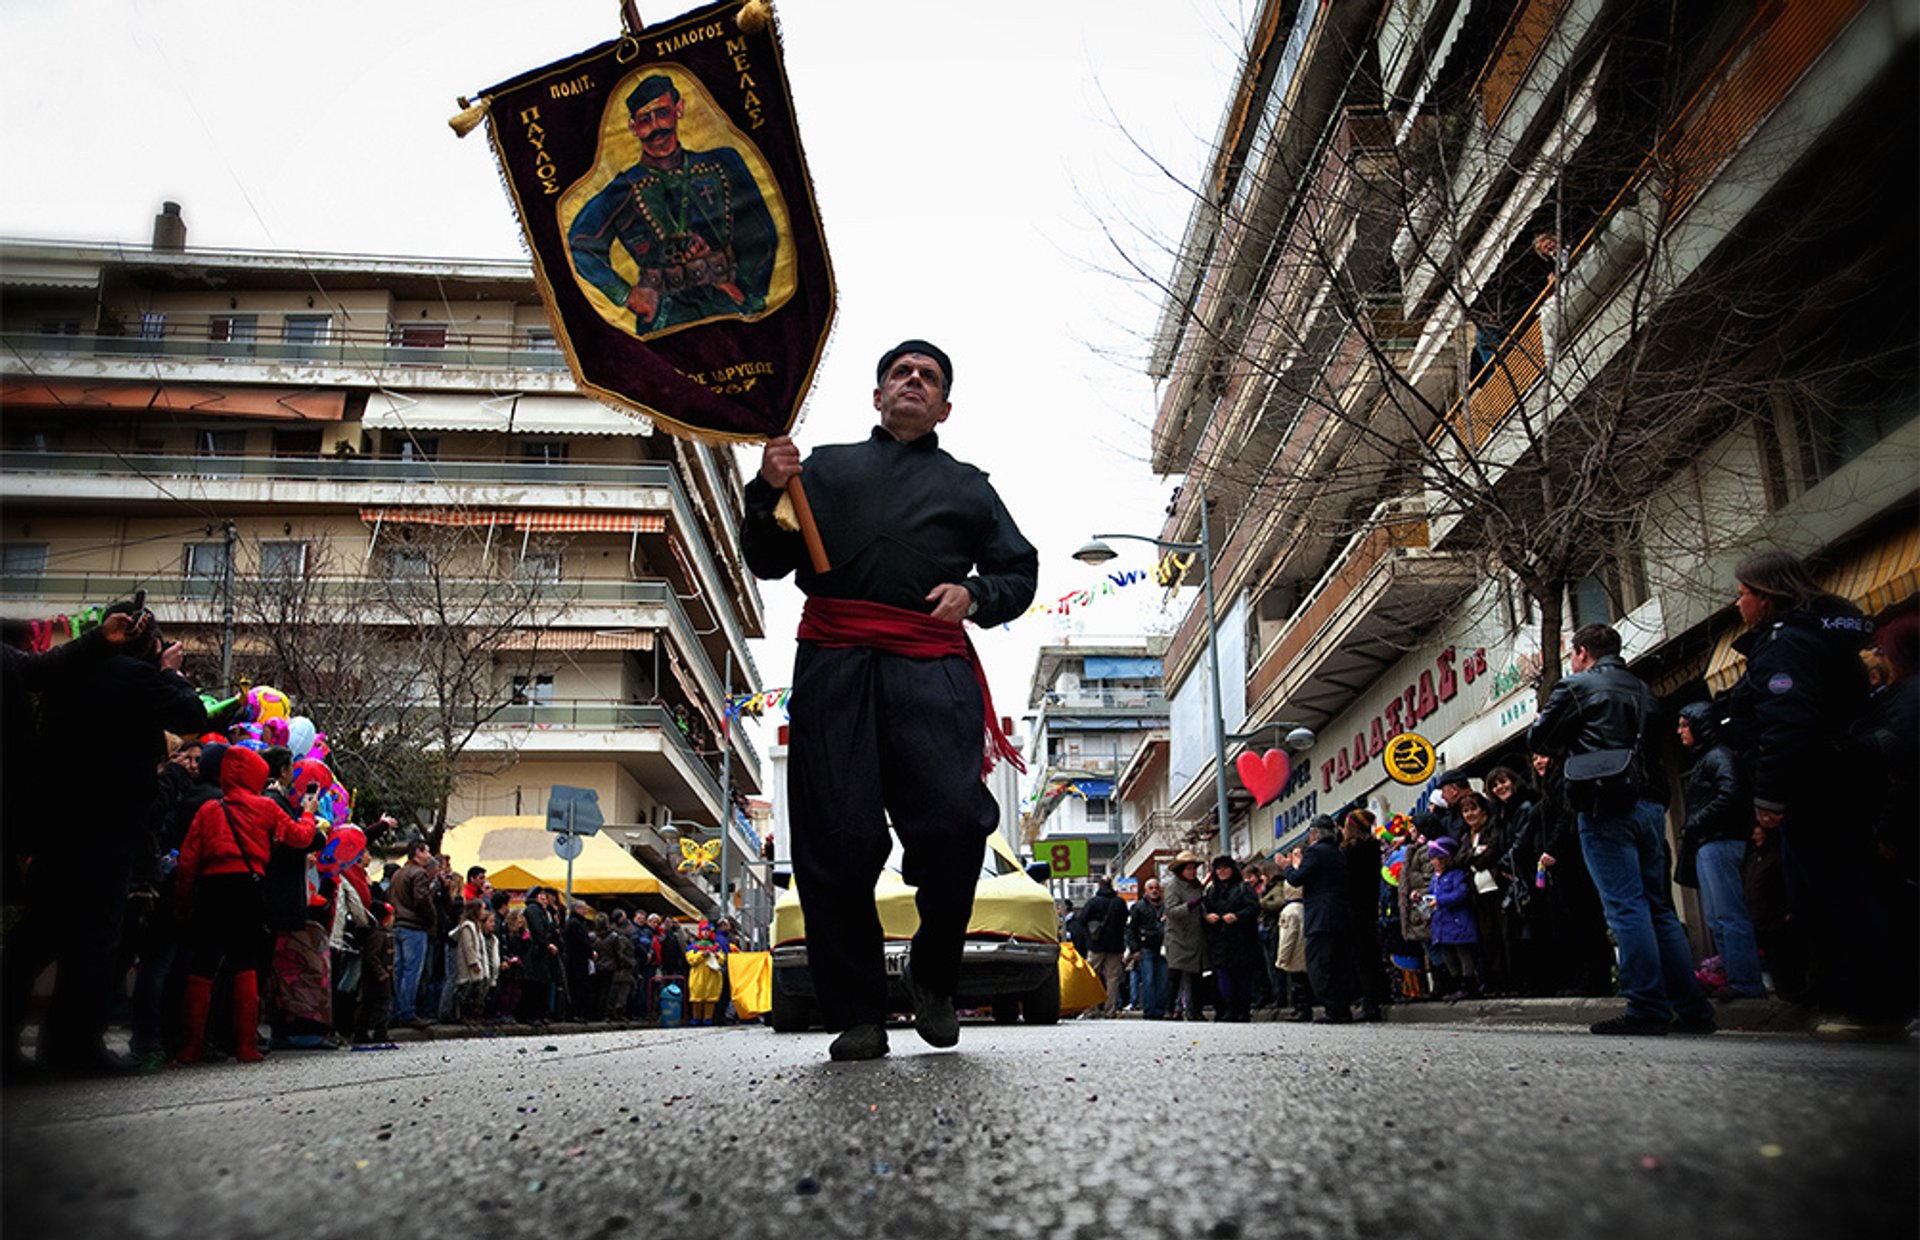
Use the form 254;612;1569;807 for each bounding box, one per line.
1200;855;1261;1022
1456;791;1510;995
1722;550;1884;1025
520;887;560;1024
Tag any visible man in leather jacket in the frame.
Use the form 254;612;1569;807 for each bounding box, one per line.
1529;623;1716;1036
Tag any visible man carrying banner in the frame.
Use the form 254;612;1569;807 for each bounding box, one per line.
566;73;779;336
742;341;1037;1061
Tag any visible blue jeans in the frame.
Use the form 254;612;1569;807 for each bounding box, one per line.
1696;839;1765;996
392;927;428;1022
1578;800;1714;1023
1132;949;1168;1018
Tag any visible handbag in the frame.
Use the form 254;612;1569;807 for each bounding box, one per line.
218;804;273;934
1563;748;1639;815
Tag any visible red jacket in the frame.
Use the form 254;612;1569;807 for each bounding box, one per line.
176;747;318;901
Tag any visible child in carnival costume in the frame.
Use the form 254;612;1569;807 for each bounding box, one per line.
684;920;725;1026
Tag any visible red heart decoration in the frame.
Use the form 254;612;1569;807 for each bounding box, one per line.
1235;749;1291;807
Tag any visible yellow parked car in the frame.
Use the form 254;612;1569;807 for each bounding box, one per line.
768;832;1063;1030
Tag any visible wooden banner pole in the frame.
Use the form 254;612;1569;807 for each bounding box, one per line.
784;476;831;574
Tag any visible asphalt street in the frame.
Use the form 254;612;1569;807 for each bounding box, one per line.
3;1019;1913;1240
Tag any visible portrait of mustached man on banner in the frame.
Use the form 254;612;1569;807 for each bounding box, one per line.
561;67;792;339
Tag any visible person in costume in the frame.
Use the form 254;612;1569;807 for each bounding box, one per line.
567;74;779;336
172;746;322;1064
743;340;1038;1061
685;920;725;1026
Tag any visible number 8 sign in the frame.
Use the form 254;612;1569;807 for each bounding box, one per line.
1042;838;1090;879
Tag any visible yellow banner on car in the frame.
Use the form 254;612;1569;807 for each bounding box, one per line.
1058;943;1107;1015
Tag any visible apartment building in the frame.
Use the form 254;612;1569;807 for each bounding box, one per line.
0;205;770;919
1146;0;1918;856
1020;639;1169;900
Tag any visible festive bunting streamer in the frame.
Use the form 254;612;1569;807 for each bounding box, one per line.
1010;551;1195;625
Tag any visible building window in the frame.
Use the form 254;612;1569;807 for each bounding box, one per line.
138;312;167;342
393;322;447;366
197;429;246;457
6;427;62;453
271;428;322;457
1085;797;1113;826
522;440;570;465
283;313;331;360
511;673;556;705
209;314;259;358
525;327;557;351
259;540;308;579
183;541;231;581
515;551;563;584
384;548;430;579
283;313;331;344
1567;549;1648;628
393;435;440;462
2;542;49;580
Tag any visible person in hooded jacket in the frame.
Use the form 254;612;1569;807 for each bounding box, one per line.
172;746;321;1064
1723;551;1888;1029
1200;855;1262;1022
1675;701;1764;999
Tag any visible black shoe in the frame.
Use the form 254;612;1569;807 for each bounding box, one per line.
901;963;959;1049
1312;1012;1353;1025
1590;1013;1670;1036
828;1024;890;1061
1670;1015;1718;1036
44;1049;143;1079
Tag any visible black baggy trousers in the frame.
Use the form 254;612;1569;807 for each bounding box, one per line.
788;642;998;1031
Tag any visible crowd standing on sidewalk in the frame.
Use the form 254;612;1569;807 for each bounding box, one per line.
1091;559;1915;1040
0;553;1912;1076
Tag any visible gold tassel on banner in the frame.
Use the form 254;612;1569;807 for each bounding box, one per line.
447;95;492;139
736;0;772;33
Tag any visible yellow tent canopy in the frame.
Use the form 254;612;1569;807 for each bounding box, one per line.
442;815;702;918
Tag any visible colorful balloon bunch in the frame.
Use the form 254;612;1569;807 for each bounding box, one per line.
214;684;348;826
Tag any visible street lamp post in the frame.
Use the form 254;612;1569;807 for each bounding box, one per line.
1074;482;1235;858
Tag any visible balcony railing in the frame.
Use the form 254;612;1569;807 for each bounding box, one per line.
0;450;676;491
0;573;759;774
1038;688;1169;712
0;572;676;607
2;330;568;374
1245;497;1435;706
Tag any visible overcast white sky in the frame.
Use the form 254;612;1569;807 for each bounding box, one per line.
0;0;1249;757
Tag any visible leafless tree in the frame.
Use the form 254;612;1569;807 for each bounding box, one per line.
233;522;560;845
1111;1;1914;696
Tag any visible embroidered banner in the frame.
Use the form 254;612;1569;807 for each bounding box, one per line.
468;0;834;442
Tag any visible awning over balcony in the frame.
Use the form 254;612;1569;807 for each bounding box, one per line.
357;506;665;534
1704;525;1920;693
1;377;345;420
362;391;651;436
0;260;100;289
495;629;656;651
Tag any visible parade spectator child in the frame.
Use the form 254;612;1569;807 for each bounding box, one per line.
1426;839;1480;1001
357;900;395;1044
685;920;725;1025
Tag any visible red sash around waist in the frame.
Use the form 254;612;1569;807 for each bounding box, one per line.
797;595;1026;776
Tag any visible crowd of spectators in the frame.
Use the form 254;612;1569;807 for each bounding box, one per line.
1092;557;1915;1038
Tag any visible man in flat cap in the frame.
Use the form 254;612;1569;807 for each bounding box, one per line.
743;341;1037;1061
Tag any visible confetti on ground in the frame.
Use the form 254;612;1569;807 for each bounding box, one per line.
1639;1156;1662;1171
1760;1144;1784;1158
